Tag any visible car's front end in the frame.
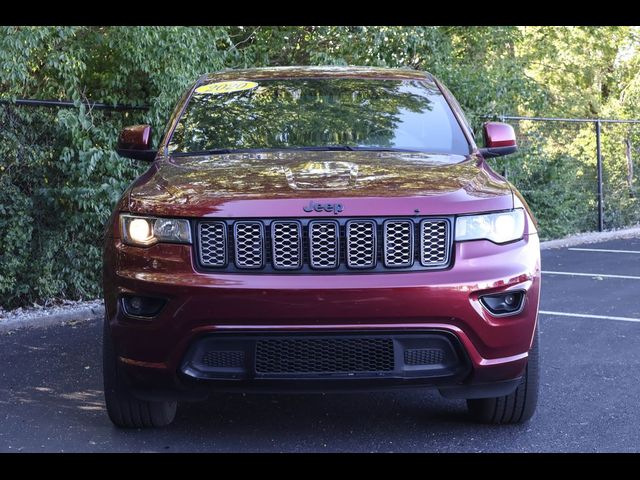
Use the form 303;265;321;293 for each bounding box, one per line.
103;67;540;427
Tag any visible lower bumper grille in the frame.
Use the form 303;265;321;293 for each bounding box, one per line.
180;332;469;382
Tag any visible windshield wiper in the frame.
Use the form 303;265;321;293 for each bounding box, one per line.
171;148;237;156
348;146;425;153
170;146;357;156
290;145;355;151
170;145;426;156
277;146;425;153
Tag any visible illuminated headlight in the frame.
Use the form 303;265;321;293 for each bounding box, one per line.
120;214;192;247
455;209;525;244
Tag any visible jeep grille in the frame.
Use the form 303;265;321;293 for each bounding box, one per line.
197;217;451;273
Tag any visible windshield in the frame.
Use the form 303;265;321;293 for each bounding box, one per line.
168;78;470;156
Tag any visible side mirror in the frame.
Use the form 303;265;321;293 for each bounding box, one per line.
116;125;157;162
479;122;518;158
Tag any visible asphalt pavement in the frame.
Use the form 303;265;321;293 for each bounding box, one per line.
1;237;639;452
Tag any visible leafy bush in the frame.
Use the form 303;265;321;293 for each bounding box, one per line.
0;27;240;308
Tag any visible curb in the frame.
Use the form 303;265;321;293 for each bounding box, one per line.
540;226;640;250
2;227;639;333
0;304;104;334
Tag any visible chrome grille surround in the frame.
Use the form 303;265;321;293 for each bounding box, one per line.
271;221;302;270
197;217;451;272
309;220;339;269
233;221;264;269
198;221;227;267
420;219;450;267
346;220;377;269
383;219;414;268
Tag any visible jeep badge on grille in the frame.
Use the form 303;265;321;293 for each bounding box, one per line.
303;201;344;214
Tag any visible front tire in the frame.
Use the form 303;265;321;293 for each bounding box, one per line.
102;319;177;428
467;329;539;424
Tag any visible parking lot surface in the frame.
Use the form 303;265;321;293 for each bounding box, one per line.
1;237;639;452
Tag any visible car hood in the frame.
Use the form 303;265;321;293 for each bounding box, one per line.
128;151;513;217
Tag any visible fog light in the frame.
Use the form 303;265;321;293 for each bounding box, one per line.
129;296;143;311
480;291;525;316
504;293;517;306
122;295;166;318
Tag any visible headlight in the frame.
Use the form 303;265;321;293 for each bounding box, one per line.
120;214;192;247
455;209;525;244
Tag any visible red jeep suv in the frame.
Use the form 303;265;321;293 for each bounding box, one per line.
103;66;540;428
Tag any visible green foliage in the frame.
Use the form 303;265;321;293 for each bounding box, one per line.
2;26;640;308
0;26;242;308
244;26;546;124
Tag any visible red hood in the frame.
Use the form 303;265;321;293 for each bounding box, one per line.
127;151;513;217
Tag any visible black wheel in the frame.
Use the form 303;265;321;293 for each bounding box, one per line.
467;328;539;424
102;319;177;428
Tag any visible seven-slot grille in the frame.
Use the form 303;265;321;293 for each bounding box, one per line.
197;218;451;272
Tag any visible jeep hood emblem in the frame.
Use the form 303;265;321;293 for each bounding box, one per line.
303;201;344;214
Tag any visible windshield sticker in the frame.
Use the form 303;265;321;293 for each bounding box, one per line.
195;81;259;95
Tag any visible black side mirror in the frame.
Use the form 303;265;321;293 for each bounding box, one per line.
116;125;157;162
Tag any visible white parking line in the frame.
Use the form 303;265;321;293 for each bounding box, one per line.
540;310;640;323
568;247;640;254
542;271;640;280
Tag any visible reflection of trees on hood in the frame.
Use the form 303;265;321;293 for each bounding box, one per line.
170;80;437;152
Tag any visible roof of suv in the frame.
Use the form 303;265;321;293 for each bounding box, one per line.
201;66;434;83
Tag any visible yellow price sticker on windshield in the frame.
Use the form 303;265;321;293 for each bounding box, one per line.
195;81;259;95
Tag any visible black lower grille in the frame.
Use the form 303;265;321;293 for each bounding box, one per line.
180;332;469;383
255;337;394;374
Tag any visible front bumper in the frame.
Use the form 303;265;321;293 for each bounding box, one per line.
103;232;540;398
